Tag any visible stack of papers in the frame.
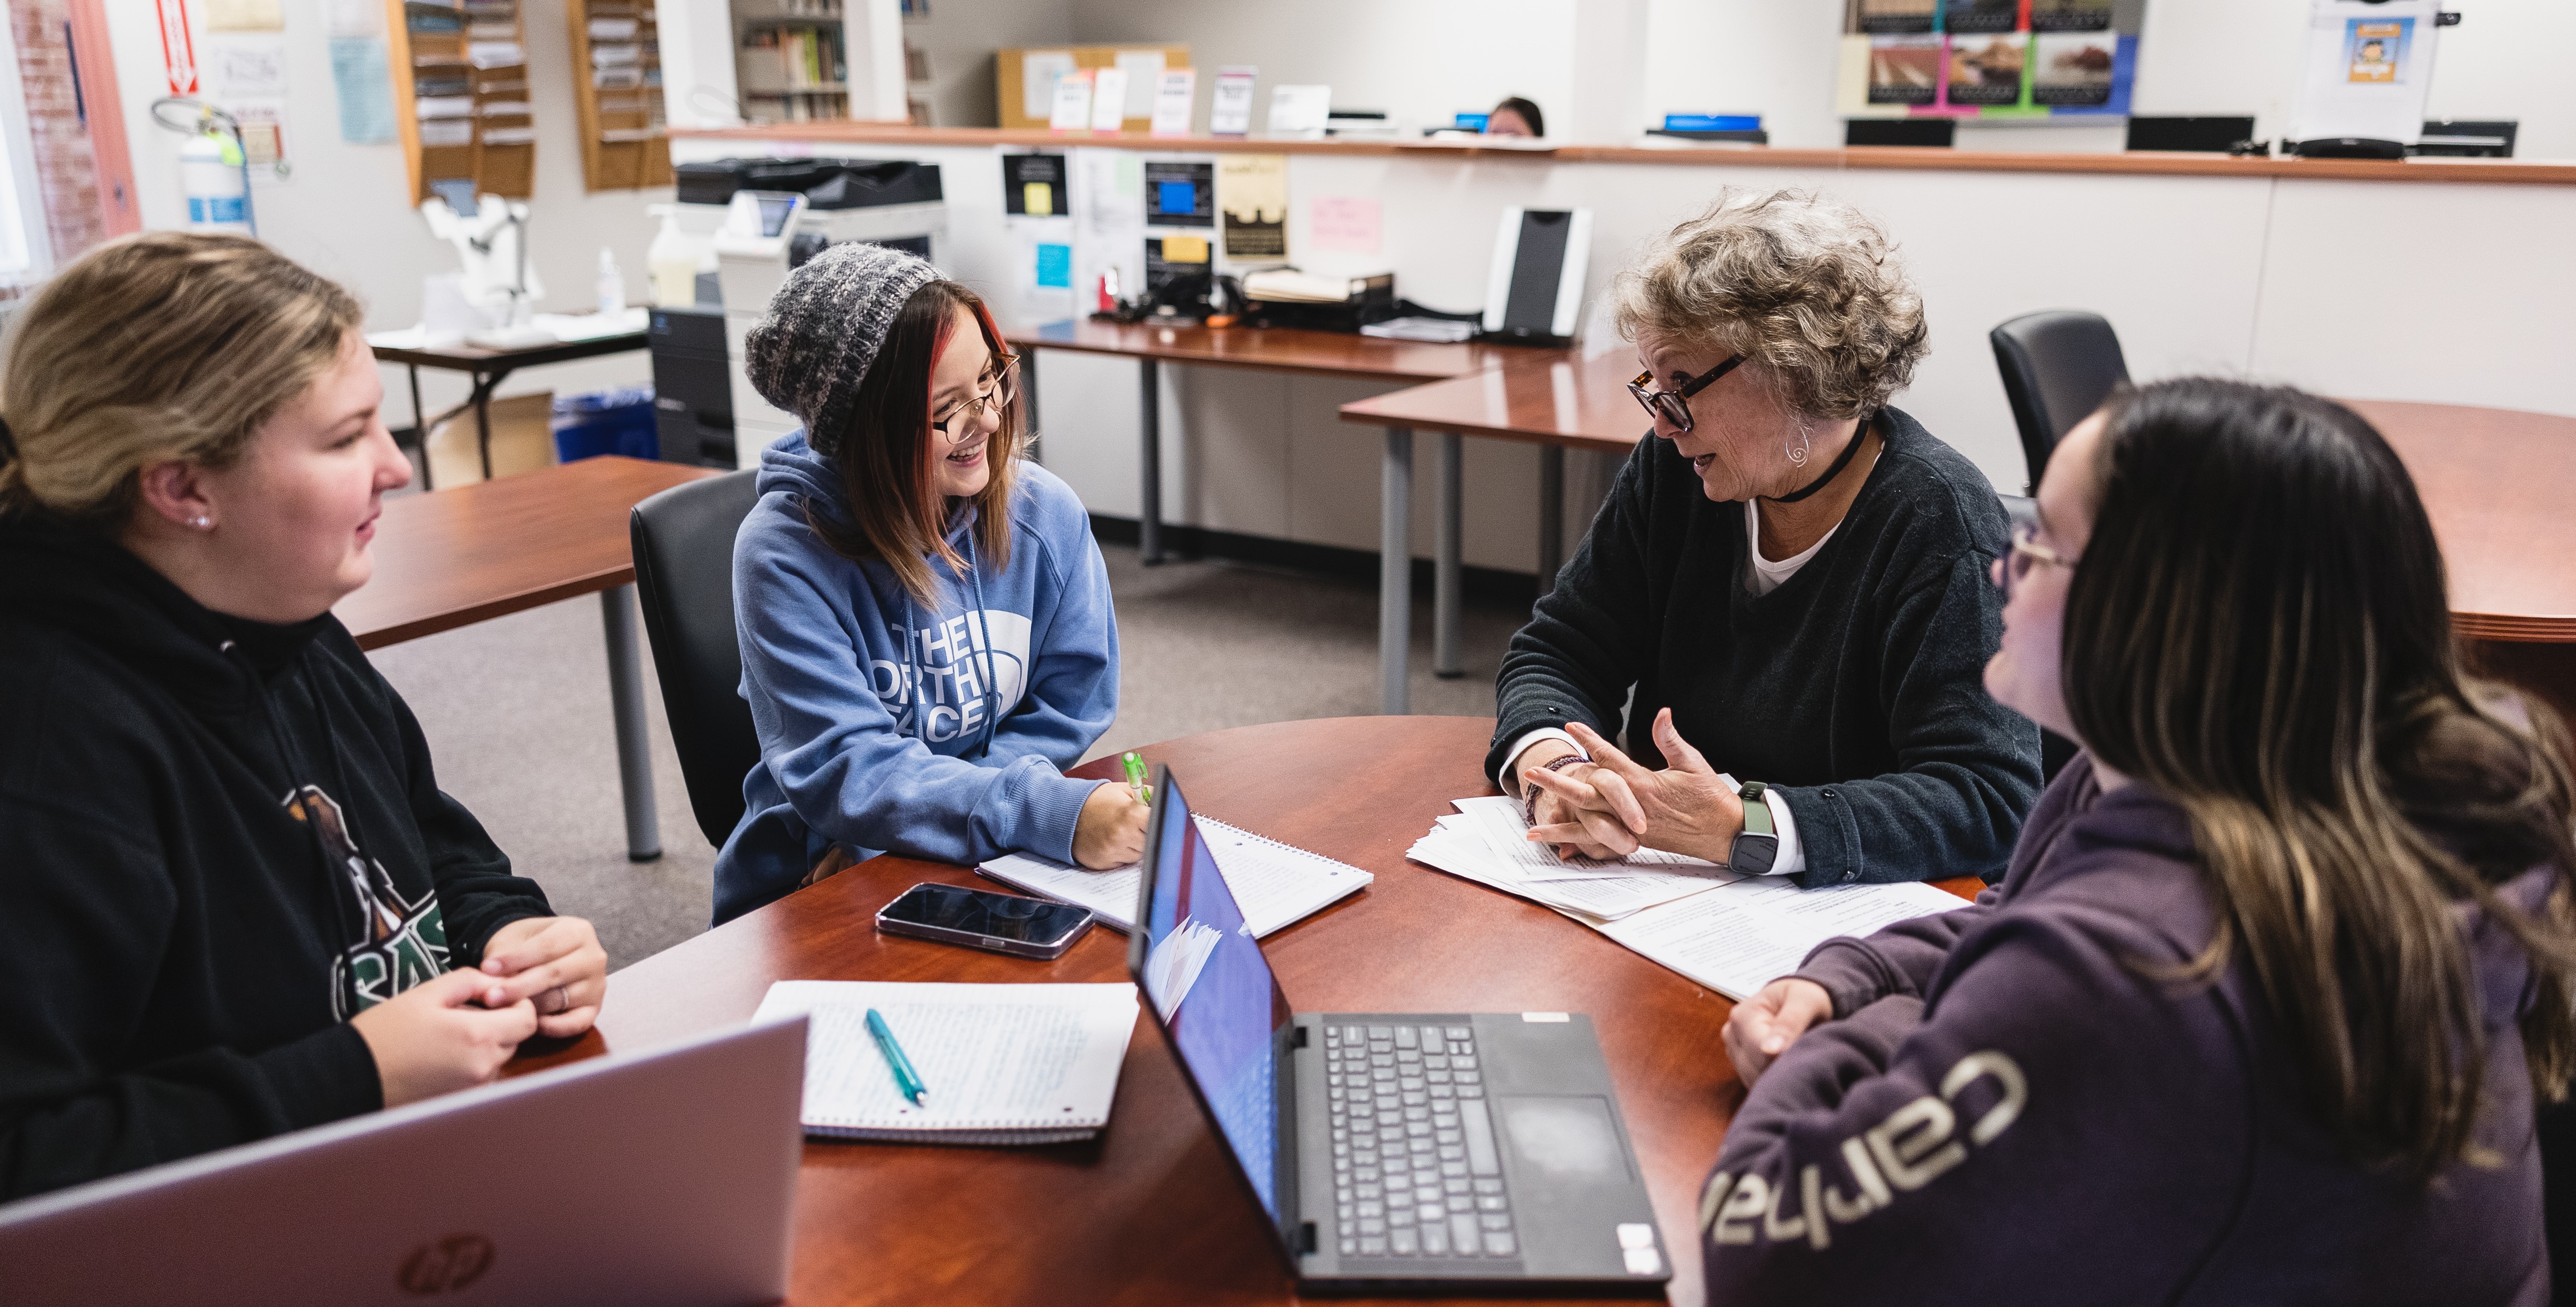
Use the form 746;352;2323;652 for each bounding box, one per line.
981;815;1372;937
1407;797;1973;999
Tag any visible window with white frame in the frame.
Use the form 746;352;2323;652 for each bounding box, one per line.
0;12;50;285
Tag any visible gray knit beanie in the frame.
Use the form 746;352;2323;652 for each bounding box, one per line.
743;242;944;457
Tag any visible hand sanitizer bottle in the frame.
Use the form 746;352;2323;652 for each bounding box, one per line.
596;246;627;317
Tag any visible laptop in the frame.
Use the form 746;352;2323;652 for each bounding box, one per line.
0;1018;806;1307
1129;765;1672;1292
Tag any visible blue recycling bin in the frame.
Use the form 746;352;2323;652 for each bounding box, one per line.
552;386;659;463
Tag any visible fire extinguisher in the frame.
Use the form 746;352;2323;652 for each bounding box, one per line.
152;97;257;237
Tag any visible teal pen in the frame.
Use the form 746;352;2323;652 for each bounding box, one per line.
1122;750;1152;805
864;1008;929;1106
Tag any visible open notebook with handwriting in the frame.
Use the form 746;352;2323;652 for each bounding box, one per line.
752;981;1140;1144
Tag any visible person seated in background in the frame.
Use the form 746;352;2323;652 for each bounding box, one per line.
1708;379;2574;1302
0;233;607;1202
1496;188;2040;886
715;245;1136;925
1484;96;1545;138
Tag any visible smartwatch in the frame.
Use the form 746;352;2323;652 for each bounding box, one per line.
1731;781;1780;875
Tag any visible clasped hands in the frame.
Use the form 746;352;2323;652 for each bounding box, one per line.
1517;708;1745;865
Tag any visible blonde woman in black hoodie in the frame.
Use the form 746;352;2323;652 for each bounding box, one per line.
0;233;606;1201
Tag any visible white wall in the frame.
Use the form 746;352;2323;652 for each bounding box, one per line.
1066;0;1581;136
1645;0;2576;156
99;0;662;429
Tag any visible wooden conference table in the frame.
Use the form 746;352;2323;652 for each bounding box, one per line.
335;455;718;862
1005;320;1564;710
511;715;1986;1307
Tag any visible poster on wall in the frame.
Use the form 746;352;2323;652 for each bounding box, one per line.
1214;154;1286;262
1140;159;1214;228
1838;0;2144;122
2287;1;2441;145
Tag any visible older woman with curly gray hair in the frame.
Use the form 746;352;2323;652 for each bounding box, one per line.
1490;189;2041;889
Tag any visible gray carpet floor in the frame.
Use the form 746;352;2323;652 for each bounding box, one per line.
367;545;1527;972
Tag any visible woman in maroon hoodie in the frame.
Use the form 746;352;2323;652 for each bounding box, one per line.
1703;378;2576;1303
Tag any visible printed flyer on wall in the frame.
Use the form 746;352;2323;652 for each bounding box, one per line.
1839;0;2142;120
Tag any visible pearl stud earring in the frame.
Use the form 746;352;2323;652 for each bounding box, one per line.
188;515;213;530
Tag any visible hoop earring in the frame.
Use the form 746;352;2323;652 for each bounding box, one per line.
1784;424;1812;468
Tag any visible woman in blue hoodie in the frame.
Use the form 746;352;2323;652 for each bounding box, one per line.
715;245;1138;924
1703;379;2576;1302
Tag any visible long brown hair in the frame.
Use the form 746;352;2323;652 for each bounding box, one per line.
2064;378;2576;1181
808;280;1019;604
0;232;362;529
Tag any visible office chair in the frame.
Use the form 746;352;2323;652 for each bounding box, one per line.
1996;493;2080;788
630;470;763;848
1990;310;2131;494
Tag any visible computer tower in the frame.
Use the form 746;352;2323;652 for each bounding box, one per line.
648;307;734;468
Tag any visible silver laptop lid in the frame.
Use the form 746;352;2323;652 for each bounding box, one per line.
0;1017;806;1307
1128;765;1304;1259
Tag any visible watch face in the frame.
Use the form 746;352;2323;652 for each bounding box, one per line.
1731;833;1780;877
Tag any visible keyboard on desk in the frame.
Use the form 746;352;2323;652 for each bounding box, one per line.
1321;1021;1515;1261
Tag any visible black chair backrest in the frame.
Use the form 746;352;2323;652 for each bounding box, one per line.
1990;310;2130;494
631;470;763;848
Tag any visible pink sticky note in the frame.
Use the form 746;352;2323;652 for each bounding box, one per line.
1310;197;1383;256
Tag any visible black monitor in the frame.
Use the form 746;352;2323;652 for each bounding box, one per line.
2125;116;2257;154
2416;120;2517;158
1845;118;1956;148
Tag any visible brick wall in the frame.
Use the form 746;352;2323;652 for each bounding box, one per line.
10;0;105;270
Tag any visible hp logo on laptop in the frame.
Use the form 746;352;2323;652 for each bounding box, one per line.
398;1233;496;1294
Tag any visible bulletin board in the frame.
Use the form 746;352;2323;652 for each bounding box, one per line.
996;46;1189;132
1837;0;2144;122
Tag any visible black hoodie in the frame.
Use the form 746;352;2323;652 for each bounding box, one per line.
0;516;551;1202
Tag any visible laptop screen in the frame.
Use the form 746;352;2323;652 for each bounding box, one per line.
1133;772;1296;1227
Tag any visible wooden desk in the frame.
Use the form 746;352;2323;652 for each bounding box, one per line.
369;330;650;488
338;456;717;860
1007;321;1561;711
1338;352;1650;712
2345;401;2576;645
512;715;1985;1306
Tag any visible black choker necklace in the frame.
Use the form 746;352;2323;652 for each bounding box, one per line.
1764;415;1873;504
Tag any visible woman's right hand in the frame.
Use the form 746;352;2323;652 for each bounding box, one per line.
349;967;540;1109
1072;782;1151;869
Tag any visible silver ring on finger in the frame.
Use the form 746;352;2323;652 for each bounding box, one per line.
548;985;569;1015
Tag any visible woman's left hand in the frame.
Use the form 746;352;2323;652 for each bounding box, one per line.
1524;708;1744;864
474;916;608;1039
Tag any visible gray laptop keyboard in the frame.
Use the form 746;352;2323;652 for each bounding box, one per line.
1322;1022;1515;1260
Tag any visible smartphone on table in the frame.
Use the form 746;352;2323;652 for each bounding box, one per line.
875;882;1096;960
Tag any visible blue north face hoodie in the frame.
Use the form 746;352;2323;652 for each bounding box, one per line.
713;431;1118;924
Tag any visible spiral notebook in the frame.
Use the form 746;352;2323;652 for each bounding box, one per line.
979;814;1372;936
751;980;1140;1144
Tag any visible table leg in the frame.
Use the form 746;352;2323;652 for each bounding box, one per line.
1138;358;1163;565
1018;349;1041;464
1381;427;1414;716
407;363;431;490
1537;445;1566;599
601;584;663;863
1435;431;1464;680
474;372;495;483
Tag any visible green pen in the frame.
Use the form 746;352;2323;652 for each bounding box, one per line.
1122;751;1152;805
864;1007;928;1106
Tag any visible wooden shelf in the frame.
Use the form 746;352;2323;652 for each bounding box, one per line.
566;0;671;191
666;122;2576;187
387;0;536;203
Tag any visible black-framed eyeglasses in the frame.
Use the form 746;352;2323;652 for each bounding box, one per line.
1628;354;1743;434
932;353;1020;444
1995;521;2073;603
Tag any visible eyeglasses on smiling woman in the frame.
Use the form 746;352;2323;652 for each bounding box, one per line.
932;352;1020;443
